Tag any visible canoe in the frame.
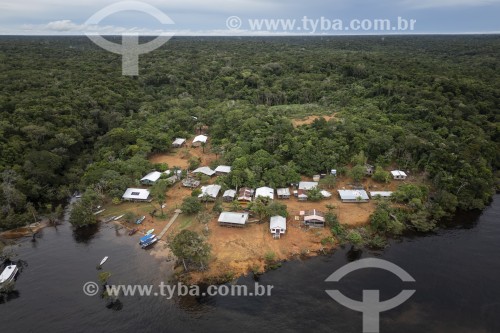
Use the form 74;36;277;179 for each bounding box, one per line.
146;229;155;235
128;228;138;236
0;264;18;285
135;216;146;224
114;215;125;221
103;216;116;223
99;256;108;266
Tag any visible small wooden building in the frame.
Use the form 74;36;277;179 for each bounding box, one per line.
302;210;325;228
223;189;236;202
277;188;291;199
391;170;407;180
238;187;254;204
172;138;186;148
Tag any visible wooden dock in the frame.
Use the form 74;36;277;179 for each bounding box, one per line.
157;209;182;240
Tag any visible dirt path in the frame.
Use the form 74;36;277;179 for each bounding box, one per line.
157;209;182;240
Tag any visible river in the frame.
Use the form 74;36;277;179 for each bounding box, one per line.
1;195;499;333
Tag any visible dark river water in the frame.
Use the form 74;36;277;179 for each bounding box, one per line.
1;195;499;333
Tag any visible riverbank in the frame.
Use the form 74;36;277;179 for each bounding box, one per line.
0;221;50;240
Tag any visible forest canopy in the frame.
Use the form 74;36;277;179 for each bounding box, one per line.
0;35;499;229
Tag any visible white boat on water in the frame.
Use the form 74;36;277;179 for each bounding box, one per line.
114;215;125;221
99;256;108;266
0;264;18;285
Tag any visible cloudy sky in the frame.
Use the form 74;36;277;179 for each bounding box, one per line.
0;0;499;35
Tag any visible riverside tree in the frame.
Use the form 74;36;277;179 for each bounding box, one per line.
170;230;211;271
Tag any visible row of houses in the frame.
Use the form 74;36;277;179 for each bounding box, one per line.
171;135;209;148
217;209;326;238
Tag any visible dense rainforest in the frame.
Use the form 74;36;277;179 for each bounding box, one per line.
0;35;498;230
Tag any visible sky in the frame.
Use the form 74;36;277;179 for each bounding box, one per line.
0;0;499;35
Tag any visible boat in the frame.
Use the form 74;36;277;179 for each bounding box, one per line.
99;256;108;266
93;209;105;215
128;228;138;236
0;264;18;285
139;234;158;249
114;215;125;221
146;229;155;235
102;216;116;223
135;216;146;224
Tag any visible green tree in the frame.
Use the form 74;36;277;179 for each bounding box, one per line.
350;165;366;183
181;196;202;214
151;180;168;216
170;230;211;271
372;166;391;183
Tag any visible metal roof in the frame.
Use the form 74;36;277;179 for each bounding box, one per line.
141;171;162;183
122;188;150;200
338;190;370;201
255;187;275;200
218;212;249;225
198;184;222;199
270;216;287;230
223;189;236;198
321;190;332;198
369;191;393;198
172;138;186;145
298;181;318;190
391;170;407;177
215;165;232;173
277;188;291;196
193;135;208;143
192;166;216;176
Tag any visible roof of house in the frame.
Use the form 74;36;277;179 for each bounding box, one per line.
370;191;393;198
321;190;332;198
223;189;236;198
304;209;325;222
192;135;208;143
277;188;291;196
141;171;162;183
255;187;275;200
214;165;232;173
172;138;186;145
238;187;254;200
218;212;249;225
297;189;308;199
391;170;407;177
122;188;150;200
299;181;318;191
198;184;222;198
270;216;287;230
192;166;216;176
338;190;370;201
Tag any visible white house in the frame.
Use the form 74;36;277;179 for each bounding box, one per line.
198;184;222;201
270;216;287;239
192;135;208;147
218;212;249;228
255;187;275;200
338;190;370;203
192;166;216;177
172;138;186;148
214;165;231;175
122;188;151;202
140;171;162;185
391;170;407;180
